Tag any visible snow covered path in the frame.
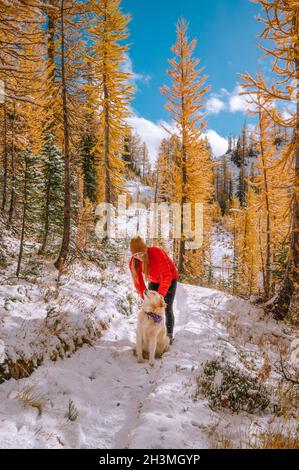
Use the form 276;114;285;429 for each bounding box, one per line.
0;283;295;449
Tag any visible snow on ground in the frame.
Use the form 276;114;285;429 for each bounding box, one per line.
0;280;297;449
211;225;233;280
0;261;132;367
125;180;155;203
0;226;136;378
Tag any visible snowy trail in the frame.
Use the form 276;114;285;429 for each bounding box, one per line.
0;282;295;449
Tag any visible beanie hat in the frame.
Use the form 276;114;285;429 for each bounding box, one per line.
130;236;147;255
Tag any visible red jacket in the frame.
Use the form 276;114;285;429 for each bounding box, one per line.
129;247;179;298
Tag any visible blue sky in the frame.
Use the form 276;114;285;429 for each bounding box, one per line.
123;0;267;160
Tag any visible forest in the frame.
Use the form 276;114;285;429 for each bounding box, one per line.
0;0;298;451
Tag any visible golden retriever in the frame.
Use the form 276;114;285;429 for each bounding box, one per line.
136;289;170;366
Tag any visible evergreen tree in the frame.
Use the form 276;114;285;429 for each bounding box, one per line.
16;148;40;276
39;133;64;253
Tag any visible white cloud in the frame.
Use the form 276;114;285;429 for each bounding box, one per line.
279;101;295;122
123;56;227;161
127;115;228;162
126;115;169;164
122;54;151;87
247;123;256;133
228;85;255;113
204;129;228;157
206;96;226;114
205;86;257;115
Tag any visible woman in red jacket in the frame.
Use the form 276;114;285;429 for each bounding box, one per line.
129;236;179;343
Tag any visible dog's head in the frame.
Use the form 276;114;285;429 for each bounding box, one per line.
143;289;166;315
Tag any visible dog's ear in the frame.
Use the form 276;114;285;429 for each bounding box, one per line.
159;296;166;308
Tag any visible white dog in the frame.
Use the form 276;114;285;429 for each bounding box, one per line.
136;289;170;366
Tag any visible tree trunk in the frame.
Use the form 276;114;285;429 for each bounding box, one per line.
259;106;271;299
239;131;246;207
267;54;299;319
103;81;111;205
45;10;56;134
54;0;71;272
8;101;16;226
178;142;187;273
39;177;51;253
178;44;187;274
154;166;159;203
1;94;8;212
40;10;56;253
16;157;28;277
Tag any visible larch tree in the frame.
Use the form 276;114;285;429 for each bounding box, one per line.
161;18;211;275
155;136;181;204
238;125;248;207
241;0;299;318
53;0;87;272
87;0;134;206
252;87;275;299
0;0;46;213
184;138;214;285
154;135;183;259
243;74;292;300
240;188;260;297
3;14;46;244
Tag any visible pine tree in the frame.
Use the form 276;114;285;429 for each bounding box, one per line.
16;148;40;277
39;133;64;253
7;101;17;227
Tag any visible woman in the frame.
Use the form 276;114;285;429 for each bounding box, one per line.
129;236;179;344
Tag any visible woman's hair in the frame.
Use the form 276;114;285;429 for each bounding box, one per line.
131;252;149;282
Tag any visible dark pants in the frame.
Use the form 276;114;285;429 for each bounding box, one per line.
148;278;177;337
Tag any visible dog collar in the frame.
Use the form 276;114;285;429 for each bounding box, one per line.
144;311;162;324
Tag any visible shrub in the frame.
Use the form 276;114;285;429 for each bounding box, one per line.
250;427;299;449
65;399;79;422
117;292;134;316
195;359;271;414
